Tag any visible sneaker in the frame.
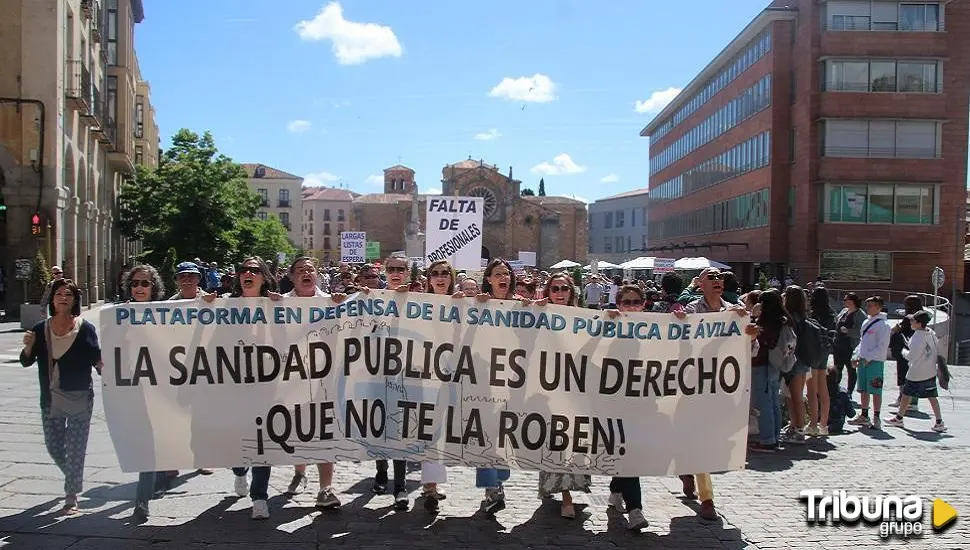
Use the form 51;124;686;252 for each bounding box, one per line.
251;499;270;520
817;425;829;436
422;488;445;512
286;472;307;495
804;424;819;437
783;429;806;445
132;500;149;521
910;401;920;411
932;421;947;433
849;415;871;427
748;442;777;453
315;488;341;509
394;490;409;510
884;415;905;428
627;508;649;530
870;418;882;431
483;487;506;515
233;475;248;497
372;479;387;495
699;499;718;521
607;492;626;512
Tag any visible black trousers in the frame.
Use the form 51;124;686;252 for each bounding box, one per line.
375;459;406;492
609;477;642;512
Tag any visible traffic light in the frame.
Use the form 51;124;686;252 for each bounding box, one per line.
31;213;40;235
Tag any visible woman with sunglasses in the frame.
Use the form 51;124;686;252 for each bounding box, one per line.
122;265;168;521
535;272;591;519
203;256;280;519
602;285;652;530
474;258;534;515
20;278;102;516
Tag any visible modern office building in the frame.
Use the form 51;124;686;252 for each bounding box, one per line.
640;0;969;292
241;163;303;246
0;0;156;306
587;188;649;264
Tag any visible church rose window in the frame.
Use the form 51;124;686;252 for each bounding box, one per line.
469;186;498;219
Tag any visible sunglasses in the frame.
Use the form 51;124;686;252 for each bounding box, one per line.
386;266;407;273
239;266;262;275
131;280;153;288
705;273;723;281
619;299;643;307
430;270;451;278
548;285;571;293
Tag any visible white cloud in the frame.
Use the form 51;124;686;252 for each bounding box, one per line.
634;87;682;114
600;173;619;183
489;74;557;103
531;153;586;176
364;174;383;186
424;188;442;195
303;171;340;187
474;129;502;141
287;119;312;133
295;2;403;65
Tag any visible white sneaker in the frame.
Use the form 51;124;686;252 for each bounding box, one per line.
627;508;649;530
932;421;947;433
234;474;248;497
884;415;904;428
817;425;829;436
607;492;625;512
251;499;270;520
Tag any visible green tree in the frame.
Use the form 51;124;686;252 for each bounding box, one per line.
159;247;178;290
410;261;420;282
27;251;51;303
118;129;262;267
236;216;295;263
521;187;535;196
538;178;546;196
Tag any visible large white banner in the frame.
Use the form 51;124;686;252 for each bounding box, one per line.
100;292;751;476
424;197;484;270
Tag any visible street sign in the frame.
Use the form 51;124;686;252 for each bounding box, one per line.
932;266;944;289
14;259;31;280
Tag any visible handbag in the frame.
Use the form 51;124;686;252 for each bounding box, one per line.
45;321;91;418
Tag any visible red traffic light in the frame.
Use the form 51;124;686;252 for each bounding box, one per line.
31;214;40;225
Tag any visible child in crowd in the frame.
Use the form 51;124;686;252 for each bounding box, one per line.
848;296;890;430
885;311;947;433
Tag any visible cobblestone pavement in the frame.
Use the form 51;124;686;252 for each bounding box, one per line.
0;310;967;549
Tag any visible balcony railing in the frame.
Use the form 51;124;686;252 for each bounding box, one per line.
823;146;939;159
278;199;291;208
65;60;92;112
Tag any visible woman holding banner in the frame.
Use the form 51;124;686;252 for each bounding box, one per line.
536;272;592;520
20;278;102;516
203;256;279;520
122;265;168;521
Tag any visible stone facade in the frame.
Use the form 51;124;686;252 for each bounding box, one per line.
242;163;303;246
351;160;588;267
301;186;358;263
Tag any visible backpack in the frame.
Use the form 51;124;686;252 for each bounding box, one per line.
769;324;798;373
795;317;827;369
828;389;856;433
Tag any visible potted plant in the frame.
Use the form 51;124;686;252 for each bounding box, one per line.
20;251;52;329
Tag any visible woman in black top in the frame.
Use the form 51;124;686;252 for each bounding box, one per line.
20;278;102;515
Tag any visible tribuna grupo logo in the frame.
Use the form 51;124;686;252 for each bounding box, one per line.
800;489;958;539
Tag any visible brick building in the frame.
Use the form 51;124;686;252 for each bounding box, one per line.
640;0;969;293
352;159;588;267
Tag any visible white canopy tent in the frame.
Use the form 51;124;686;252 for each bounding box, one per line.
619;256;658;270
674;257;731;270
549;259;581;269
583;260;622;270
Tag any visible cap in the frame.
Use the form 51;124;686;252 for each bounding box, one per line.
176;261;202;275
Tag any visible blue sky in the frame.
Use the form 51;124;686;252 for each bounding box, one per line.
136;0;771;202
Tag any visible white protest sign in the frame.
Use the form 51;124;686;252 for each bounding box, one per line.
518;252;537;267
100;294;751;476
425;197;484;270
340;231;366;263
654;258;676;274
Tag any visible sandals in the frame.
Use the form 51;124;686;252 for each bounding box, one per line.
61;495;79;516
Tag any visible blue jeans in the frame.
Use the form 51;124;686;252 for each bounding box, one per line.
232;466;271;501
475;468;510;488
752;365;781;445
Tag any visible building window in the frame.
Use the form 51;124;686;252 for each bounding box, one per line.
615;210;625;228
825;59;940;93
279;188;290;207
615;237;623;252
134;100;144;138
279;212;290;229
257;188;268;206
826;1;942;32
649;188;769;240
641;235;647;249
324;237;331;250
309;237;314;249
324;209;331;221
604;237;612;253
822;119;940;158
604;212;613;229
338;224;345;233
649;131;771;205
901;3;940;31
819;251;892;282
134;145;143;165
106;0;118;65
106;75;117;127
822;183;937;224
257;211;267;220
337;209;346;222
324;223;331;235
650;74;772;176
307;209;313;221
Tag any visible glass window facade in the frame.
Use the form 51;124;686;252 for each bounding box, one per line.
823;119;940;158
650;74;772;176
649;188;769;240
822;183;938;224
825;59;941;93
819;251;893;282
649;31;771;142
826;2;942;31
650;131;771;204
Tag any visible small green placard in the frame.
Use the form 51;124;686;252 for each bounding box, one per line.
365;241;380;260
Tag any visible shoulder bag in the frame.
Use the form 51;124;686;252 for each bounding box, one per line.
46;321;91;418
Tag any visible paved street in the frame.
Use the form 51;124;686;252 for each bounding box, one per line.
0;309;967;548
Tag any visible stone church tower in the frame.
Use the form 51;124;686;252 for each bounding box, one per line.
383;165;416;195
